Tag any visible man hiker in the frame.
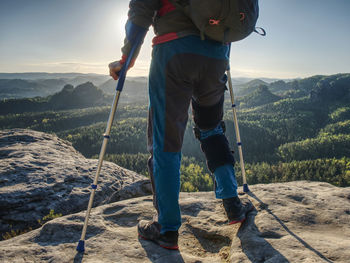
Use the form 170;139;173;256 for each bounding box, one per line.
109;0;254;250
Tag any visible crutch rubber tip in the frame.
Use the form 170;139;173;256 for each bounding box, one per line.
76;240;85;252
243;184;250;193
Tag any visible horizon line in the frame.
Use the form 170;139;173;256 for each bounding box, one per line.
0;71;349;82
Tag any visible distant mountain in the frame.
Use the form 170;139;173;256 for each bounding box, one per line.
0;82;109;114
99;78;148;104
1;73;349;170
0;72;285;100
0;72;109;83
240;85;281;108
231;77;282;86
232;74;350;101
234;79;269;96
49;82;106;110
0;79;66;99
61;75;110;87
310;74;350;103
277;74;350;99
0;73;144;99
268;80;289;94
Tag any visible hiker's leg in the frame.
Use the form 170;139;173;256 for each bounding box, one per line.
147;42;194;233
190;44;254;223
193;103;253;224
190;48;238;199
146;35;235;232
192;99;238;199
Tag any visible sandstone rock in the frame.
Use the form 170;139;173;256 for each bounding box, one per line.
0;129;151;236
0;181;349;262
230;181;350;263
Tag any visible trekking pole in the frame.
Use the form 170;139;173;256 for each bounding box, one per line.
76;27;146;253
226;69;250;193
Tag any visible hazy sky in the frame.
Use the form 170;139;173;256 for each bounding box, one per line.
0;0;349;78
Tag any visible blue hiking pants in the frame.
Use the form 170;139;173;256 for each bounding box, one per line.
147;35;238;233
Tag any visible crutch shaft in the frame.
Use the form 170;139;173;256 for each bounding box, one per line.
226;70;249;191
78;91;121;242
231;106;247;185
76;24;147;253
80;189;96;240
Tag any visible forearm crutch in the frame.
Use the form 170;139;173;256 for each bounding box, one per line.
76;28;146;253
226;69;250;193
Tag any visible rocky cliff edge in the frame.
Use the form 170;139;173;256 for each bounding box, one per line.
0;129;349;263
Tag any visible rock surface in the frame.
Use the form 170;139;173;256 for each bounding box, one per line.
1;181;349;263
0;129;151;236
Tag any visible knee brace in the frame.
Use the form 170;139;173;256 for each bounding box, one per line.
199;134;235;173
192;95;224;130
193;121;226;140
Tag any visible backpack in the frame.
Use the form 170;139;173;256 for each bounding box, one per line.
171;0;265;42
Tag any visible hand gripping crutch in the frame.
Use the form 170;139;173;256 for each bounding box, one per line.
226;69;250;193
76;27;146;253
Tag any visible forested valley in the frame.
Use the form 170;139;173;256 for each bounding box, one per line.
1;73;349;191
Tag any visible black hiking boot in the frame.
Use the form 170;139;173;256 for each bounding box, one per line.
138;220;179;250
223;196;254;224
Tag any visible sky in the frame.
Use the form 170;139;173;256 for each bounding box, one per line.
0;0;349;79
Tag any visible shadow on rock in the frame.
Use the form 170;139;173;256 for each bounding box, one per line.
73;252;84;263
236;207;289;263
185;224;231;253
0;134;38;146
104;209;140;227
246;191;333;263
138;236;185;263
34;221;103;247
180;201;204;217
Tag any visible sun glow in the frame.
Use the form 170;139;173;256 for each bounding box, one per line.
115;13;128;36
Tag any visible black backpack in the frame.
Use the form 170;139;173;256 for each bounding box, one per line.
171;0;265;42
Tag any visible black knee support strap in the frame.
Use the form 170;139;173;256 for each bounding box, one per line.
200;134;235;173
192;96;224;130
193;121;226;140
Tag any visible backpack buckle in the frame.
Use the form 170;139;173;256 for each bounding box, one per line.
209;19;220;25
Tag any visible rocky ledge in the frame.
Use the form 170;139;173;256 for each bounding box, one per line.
0;129;151;236
0;181;349;263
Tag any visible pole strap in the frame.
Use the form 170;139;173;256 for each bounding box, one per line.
91;184;97;190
